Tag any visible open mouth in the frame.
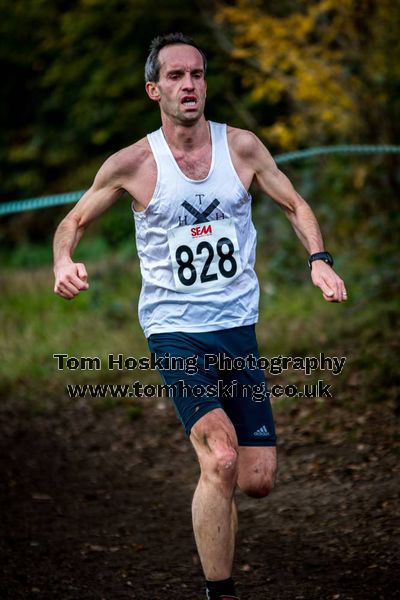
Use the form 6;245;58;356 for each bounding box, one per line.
181;95;197;108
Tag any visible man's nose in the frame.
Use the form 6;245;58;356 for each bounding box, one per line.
182;73;195;89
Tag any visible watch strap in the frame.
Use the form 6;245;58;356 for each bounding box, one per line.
308;251;334;269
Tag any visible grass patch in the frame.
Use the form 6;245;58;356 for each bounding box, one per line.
0;254;150;391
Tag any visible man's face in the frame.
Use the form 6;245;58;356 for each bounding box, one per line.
146;44;207;125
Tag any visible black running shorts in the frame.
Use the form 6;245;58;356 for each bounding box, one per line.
147;324;276;446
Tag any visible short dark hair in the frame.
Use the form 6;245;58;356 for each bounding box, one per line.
144;32;207;82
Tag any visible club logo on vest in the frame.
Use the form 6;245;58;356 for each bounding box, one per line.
181;198;220;224
180;197;226;226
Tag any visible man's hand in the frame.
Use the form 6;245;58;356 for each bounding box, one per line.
310;261;347;302
54;261;89;300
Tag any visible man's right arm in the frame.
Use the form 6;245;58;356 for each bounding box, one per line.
53;154;125;299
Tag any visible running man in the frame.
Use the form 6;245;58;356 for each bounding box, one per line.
53;33;347;600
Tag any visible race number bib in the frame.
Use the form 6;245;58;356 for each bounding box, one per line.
167;218;243;293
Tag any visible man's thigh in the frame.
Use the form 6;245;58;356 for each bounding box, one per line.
147;330;223;436
218;325;277;447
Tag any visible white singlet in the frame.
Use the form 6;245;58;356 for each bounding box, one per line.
132;121;260;338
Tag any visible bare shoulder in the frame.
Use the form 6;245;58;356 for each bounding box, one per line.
227;125;276;175
98;137;154;184
227;126;265;158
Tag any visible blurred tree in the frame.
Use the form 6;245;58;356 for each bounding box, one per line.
0;0;236;203
215;0;400;152
0;0;398;264
0;0;249;247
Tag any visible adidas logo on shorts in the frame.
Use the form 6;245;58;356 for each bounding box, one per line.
253;425;270;437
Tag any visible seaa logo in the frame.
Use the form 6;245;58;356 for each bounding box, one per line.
191;224;212;237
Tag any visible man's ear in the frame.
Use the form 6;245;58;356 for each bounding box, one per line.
145;82;160;102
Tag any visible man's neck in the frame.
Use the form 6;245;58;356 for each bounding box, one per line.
161;116;210;153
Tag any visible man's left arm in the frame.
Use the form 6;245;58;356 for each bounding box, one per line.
238;131;347;303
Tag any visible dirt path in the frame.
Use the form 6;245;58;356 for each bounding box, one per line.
0;391;399;600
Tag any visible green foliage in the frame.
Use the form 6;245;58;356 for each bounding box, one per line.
0;0;235;205
216;0;400;150
2;0;398;264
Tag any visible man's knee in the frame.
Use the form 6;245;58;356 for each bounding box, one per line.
237;446;277;498
213;445;238;475
191;408;239;489
194;434;239;491
238;461;276;498
201;443;239;490
239;473;275;498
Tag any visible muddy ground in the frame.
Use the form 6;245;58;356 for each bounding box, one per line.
0;386;399;600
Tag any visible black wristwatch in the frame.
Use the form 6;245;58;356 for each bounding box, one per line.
308;251;334;269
